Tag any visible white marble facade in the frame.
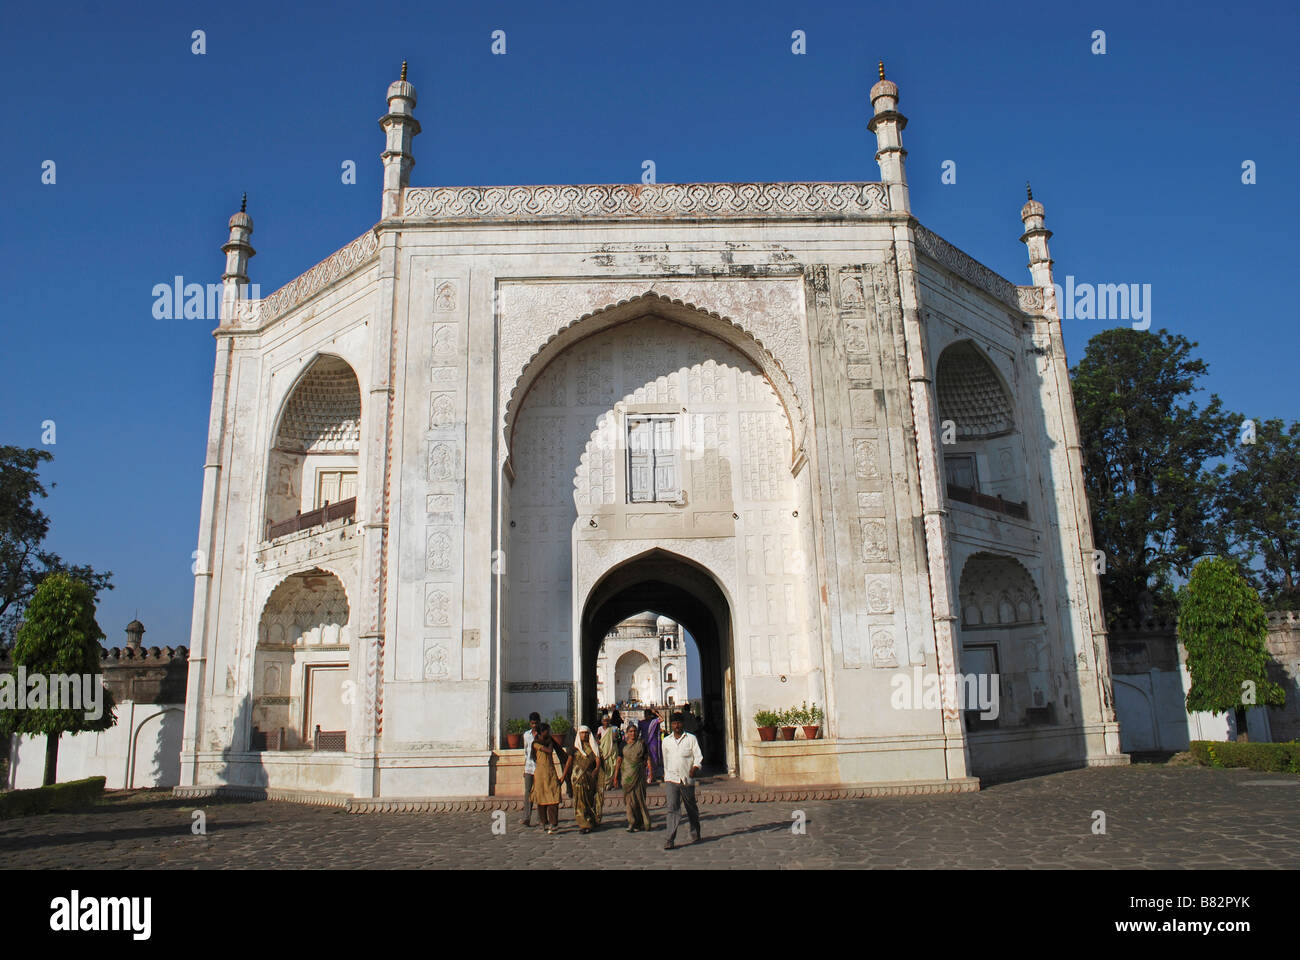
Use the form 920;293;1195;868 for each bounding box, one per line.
177;65;1125;801
594;613;689;708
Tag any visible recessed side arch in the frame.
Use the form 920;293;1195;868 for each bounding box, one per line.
503;292;808;475
935;339;1016;440
263;354;362;538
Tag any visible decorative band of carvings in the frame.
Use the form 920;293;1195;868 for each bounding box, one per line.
912;223;1020;310
239;230;381;327
401;182;890;222
1017;285;1045;313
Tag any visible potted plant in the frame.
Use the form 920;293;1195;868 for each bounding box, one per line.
778;707;797;741
505;717;528;749
800;701;823;740
549;713;571;746
754;709;781;741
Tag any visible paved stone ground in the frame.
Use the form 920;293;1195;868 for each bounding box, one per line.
2;764;1297;869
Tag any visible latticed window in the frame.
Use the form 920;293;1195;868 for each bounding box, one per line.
627;415;680;502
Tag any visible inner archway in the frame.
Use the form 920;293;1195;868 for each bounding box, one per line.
581;550;735;774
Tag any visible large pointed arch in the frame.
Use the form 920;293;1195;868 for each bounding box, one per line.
580;547;736;772
503;292;807;474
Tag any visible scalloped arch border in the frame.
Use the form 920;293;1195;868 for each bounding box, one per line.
256;565;355;633
502;290;807;474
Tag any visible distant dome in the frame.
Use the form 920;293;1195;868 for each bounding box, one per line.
656;615;676;633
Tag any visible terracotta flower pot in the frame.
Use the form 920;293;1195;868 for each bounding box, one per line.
506;733;523;749
551;732;567;747
802;725;820;740
779;726;796;741
757;725;778;741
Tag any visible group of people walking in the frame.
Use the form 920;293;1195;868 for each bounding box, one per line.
520;709;704;849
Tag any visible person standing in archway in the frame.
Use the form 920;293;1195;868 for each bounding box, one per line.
661;712;703;850
597;713;618;804
643;709;664;783
614;722;652;832
563;726;601;834
529;723;565;835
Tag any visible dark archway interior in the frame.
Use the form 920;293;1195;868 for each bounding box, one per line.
582;551;732;771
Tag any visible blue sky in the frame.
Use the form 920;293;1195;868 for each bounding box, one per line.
1;0;1296;651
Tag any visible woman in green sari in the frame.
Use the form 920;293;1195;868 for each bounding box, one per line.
562;725;602;833
614;722;652;832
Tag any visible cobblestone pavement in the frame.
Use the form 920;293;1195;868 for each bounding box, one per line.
2;765;1297;869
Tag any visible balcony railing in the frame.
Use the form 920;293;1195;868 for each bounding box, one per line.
266;497;357;541
946;484;1029;520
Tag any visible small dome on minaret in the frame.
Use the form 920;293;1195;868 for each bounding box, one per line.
869;60;898;105
387;60;417;107
1021;181;1045;221
228;191;253;231
125;619;145;648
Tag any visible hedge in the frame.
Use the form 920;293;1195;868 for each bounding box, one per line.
0;776;107;819
1189;740;1300;773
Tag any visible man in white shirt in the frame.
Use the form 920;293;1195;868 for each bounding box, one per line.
521;711;541;827
661;711;704;849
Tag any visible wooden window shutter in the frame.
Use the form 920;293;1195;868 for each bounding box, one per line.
627;417;654;502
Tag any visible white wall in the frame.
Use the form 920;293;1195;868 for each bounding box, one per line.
8;701;185;789
1113;667;1273;752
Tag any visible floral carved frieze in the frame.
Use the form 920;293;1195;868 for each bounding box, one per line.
912;223;1019;311
244;230;381;327
402;182;889;222
1017;285;1045;314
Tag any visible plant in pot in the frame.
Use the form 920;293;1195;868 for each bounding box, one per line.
754;709;781;741
505;717;529;749
800;702;823;740
549;713;571;747
778;707;797;741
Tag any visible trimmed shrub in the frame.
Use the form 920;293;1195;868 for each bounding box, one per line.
0;775;107;819
1189;740;1300;773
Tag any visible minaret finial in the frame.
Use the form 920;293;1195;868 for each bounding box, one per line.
1026;181;1033;201
400;60;407;82
878;60;886;81
240;192;247;213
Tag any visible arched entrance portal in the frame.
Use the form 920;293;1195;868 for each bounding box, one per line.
582;550;735;774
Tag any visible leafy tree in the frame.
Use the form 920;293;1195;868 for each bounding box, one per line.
1215;419;1300;609
1179;557;1284;739
1070;329;1237;624
0;573;116;784
0;446;112;643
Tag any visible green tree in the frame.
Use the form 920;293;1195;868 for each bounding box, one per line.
0;573;116;784
1215;419;1300;609
0;446;113;642
1070;329;1237;624
1179;557;1284;738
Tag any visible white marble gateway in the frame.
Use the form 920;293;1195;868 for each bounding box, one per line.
177;63;1125;801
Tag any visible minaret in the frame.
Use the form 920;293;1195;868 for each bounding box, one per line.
220;193;255;324
867;61;910;213
1019;182;1055;289
379;60;420;219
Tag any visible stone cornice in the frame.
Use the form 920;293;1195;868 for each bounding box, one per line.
912;222;1021;311
400;181;891;222
229;229;382;330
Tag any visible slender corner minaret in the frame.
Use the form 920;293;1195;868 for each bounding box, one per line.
220;192;255;324
379;60;420;219
867;60;910;213
1019;181;1054;289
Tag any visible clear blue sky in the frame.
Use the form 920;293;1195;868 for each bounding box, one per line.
1;0;1295;648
